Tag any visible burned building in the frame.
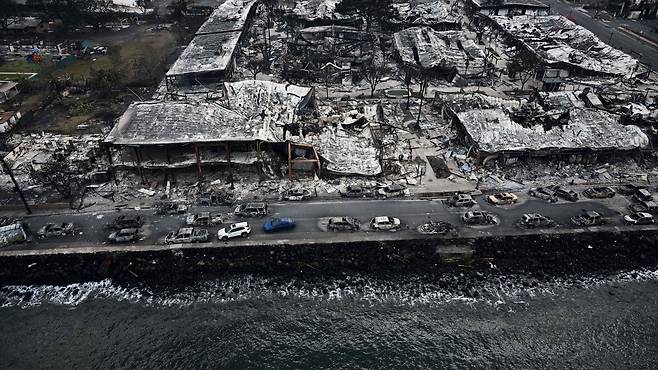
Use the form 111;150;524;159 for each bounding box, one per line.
287;0;360;27
393;27;487;79
489;15;637;79
165;0;258;88
391;0;461;31
104;80;318;180
285;25;375;83
443;93;649;164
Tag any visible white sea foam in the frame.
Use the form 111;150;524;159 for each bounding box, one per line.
2;268;658;309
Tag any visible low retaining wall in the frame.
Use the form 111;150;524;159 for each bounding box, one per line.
1;229;657;285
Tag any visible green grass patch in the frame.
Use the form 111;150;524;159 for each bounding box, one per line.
0;60;45;73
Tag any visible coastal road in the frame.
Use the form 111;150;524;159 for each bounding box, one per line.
542;0;658;71
2;193;635;252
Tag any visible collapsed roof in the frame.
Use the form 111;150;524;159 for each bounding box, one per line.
449;93;649;154
195;0;256;34
490;15;637;77
166;32;241;76
3;133;102;173
391;0;459;28
105;81;314;146
393;27;486;77
165;0;256;78
223;80;315;126
290;0;352;23
303;126;382;176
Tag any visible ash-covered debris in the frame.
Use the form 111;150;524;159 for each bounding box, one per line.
393;27;487;79
391;0;461;30
3;0;658;212
490;15;637;77
444;92;649;157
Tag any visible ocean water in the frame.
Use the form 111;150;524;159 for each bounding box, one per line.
1;269;657;369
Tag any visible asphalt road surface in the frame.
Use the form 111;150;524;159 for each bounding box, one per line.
3;193;636;252
542;0;658;71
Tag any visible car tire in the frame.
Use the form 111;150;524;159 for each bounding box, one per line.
221;236;228;241
241;232;247;238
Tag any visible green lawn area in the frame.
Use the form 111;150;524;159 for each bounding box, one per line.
53;56;114;81
0;60;44;73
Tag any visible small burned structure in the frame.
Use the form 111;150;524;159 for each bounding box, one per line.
165;0;258;88
442;93;649;164
393;27;487;79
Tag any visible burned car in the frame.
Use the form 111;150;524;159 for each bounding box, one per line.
623;212;655;225
448;194;477;207
198;191;233;206
370;216;401;231
528;187;558;203
377;184;407;199
234;203;268;218
281;188;313;201
462;211;498;225
519;213;556;229
340;185;373;198
185;212;223;226
327;217;361;231
108;215;143;230
571;210;606;226
551;186;578;202
108;228;141;244
487;192;518;205
417;221;456;235
155;202;189;215
163;227;209;244
37;222;74;238
583;187;616;199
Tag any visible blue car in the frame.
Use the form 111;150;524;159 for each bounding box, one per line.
263;218;296;232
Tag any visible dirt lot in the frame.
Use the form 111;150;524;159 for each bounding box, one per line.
1;23;195;134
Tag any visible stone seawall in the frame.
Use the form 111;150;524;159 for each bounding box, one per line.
1;229;657;285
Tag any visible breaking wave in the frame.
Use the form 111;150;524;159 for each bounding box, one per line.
2;268;658;309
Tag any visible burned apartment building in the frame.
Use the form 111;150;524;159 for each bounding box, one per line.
488;15;638;84
105;80;318;181
164;0;258;88
393;27;488;80
441;92;650;164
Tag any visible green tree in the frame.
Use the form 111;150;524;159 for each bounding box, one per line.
88;68;122;95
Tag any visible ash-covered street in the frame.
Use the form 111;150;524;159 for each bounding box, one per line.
1;192;635;253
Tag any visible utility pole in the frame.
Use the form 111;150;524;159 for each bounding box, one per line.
0;157;31;214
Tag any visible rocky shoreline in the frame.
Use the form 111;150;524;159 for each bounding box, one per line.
1;228;657;286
